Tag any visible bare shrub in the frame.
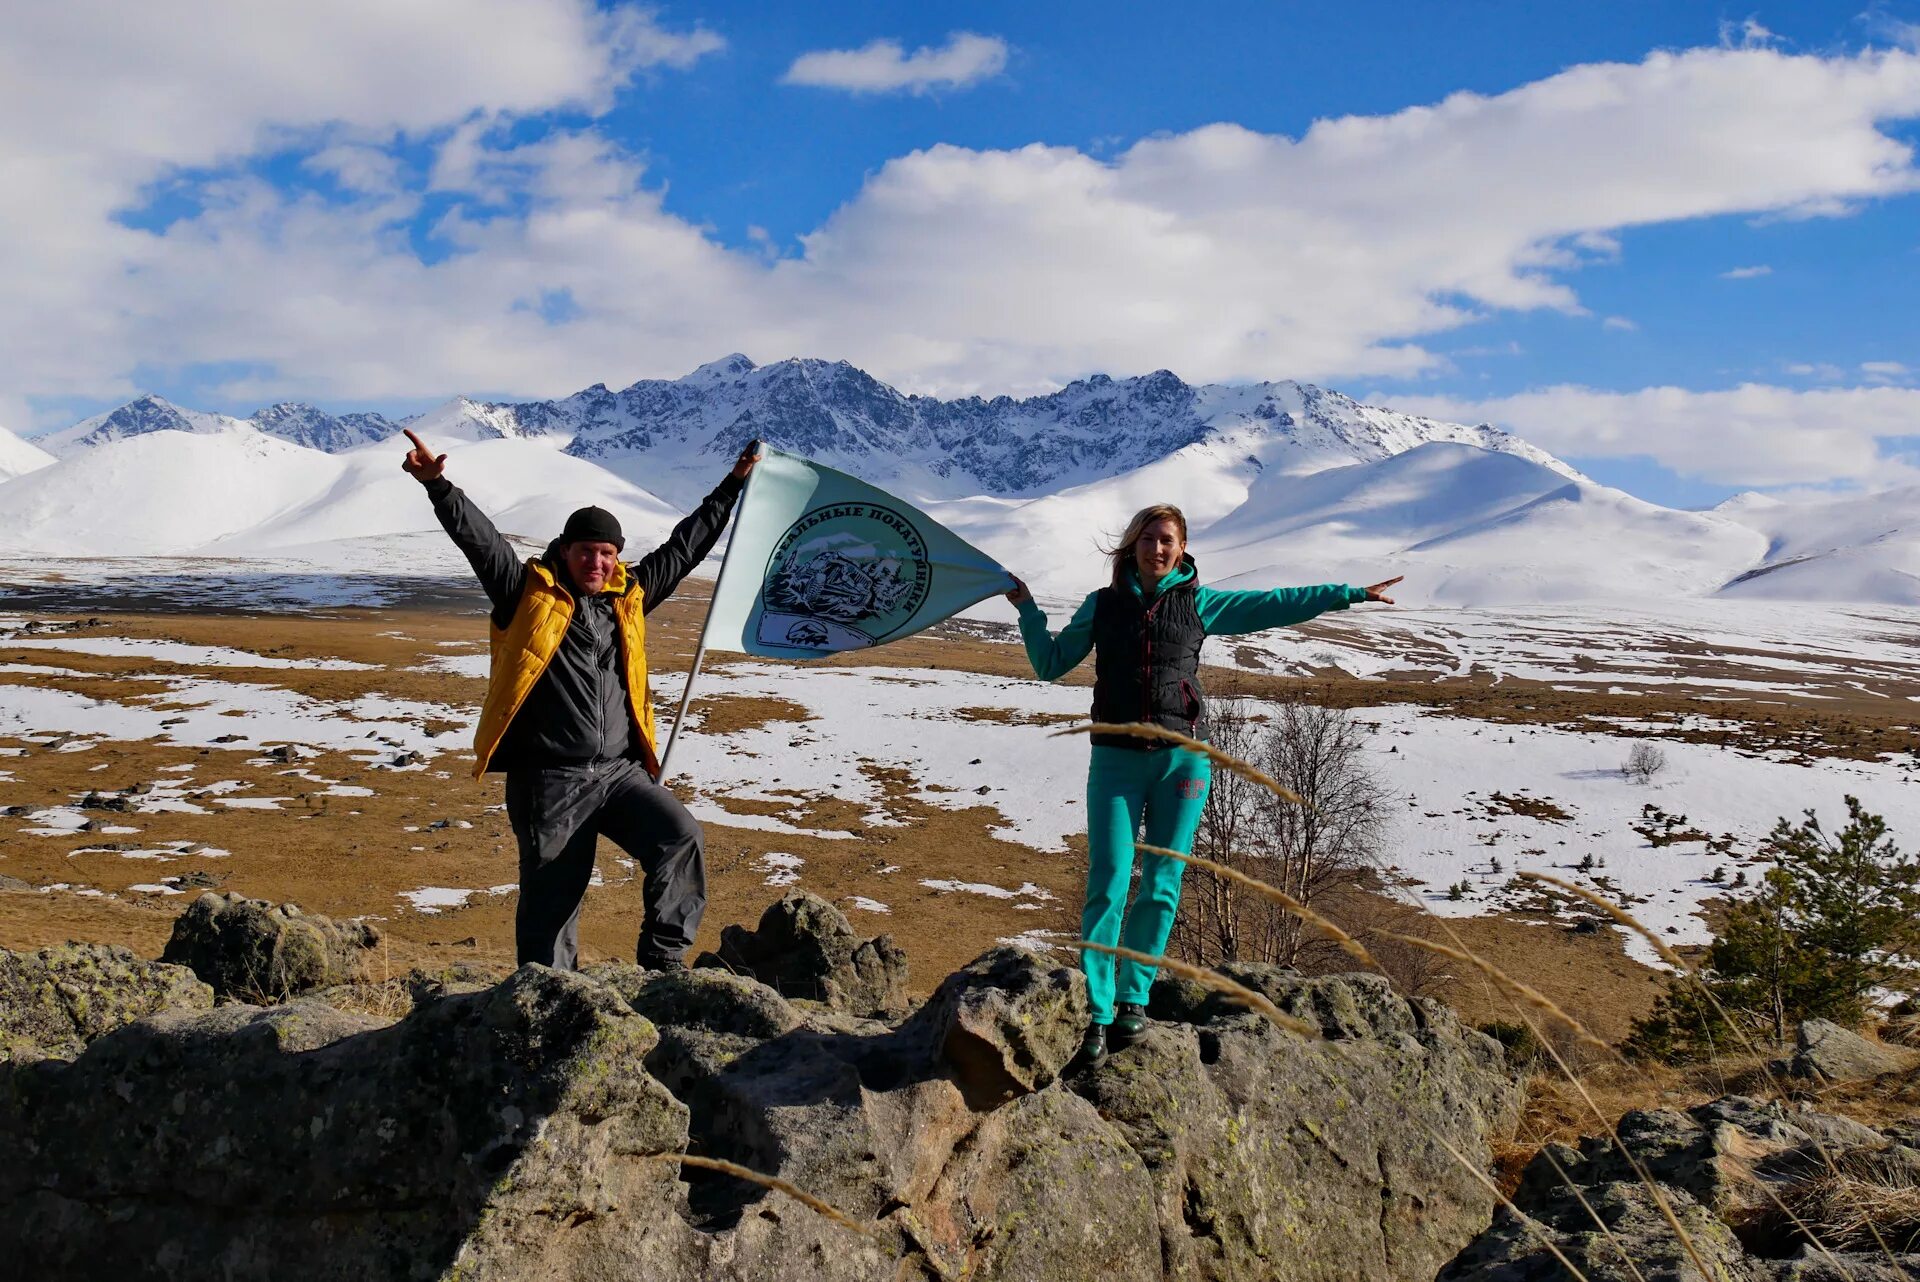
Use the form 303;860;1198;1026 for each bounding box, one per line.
1171;688;1396;976
1622;740;1669;785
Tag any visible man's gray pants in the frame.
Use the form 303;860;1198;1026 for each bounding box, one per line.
504;758;705;970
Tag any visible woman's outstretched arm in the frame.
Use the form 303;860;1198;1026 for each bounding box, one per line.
1008;581;1099;680
1194;576;1399;636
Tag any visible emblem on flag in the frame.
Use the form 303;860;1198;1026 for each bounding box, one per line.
760;501;933;650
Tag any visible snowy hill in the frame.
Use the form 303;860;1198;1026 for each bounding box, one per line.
0;426;55;481
0;430;679;561
1715;485;1920;604
948;442;1767;607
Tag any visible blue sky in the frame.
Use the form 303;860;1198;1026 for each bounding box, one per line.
3;0;1917;505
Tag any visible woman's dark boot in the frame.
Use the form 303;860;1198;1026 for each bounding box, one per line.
1111;1002;1148;1049
1076;1021;1109;1067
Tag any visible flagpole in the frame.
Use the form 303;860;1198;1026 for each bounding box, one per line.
657;441;760;784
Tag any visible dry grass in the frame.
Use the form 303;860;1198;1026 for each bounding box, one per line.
655;1153;892;1248
1051;721;1305;804
1766;1150;1920;1254
1134;842;1383;972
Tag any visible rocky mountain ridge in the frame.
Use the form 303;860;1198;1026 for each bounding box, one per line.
30;356;1576;501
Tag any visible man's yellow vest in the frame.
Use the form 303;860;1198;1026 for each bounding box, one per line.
471;558;659;779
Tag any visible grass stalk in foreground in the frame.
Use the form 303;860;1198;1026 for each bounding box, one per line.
1516;871;1879;1275
656;1153;892;1247
1051;721;1305;804
1073;939;1318;1039
1134;841;1384;972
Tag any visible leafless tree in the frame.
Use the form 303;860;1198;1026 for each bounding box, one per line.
1622;740;1668;785
1172;687;1400;978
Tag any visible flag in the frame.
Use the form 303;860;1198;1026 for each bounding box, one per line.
701;446;1016;659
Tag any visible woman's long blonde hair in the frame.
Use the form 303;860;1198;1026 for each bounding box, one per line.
1105;504;1188;589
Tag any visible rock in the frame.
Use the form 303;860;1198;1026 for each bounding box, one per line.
594;962;803;1040
1088;969;1522;1282
0;873;31;892
4;904;1526;1280
160;892;381;1001
907;944;1087;1106
1778;1018;1919;1083
0;942;213;1063
699;889;909;1018
0;967;697;1281
77;790;136;813
1444;1094;1920;1281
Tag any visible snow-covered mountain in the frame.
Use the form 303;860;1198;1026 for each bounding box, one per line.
34;394;400;457
5;357;1914;606
407;355;1580;505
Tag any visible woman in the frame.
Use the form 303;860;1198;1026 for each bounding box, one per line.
1007;504;1399;1063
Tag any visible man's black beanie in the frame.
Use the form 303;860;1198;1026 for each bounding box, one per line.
560;505;624;551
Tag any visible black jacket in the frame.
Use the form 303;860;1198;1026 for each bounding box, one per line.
1088;567;1207;751
427;473;744;769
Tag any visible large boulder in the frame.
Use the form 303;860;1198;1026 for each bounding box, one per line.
161;891;381;1000
1778;1018;1919;1083
905;944;1088;1106
698;889;909;1018
0;965;699;1281
0;942;213;1063
1443;1095;1920;1281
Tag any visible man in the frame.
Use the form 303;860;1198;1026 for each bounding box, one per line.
402;427;759;971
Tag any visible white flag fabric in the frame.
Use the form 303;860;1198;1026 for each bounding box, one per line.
701;446;1016;659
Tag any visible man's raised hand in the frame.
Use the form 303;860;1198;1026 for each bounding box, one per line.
401;429;447;485
731;438;764;481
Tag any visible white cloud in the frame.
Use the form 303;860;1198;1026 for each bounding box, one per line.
782;32;1009;95
1719;18;1780;50
1385;383;1920;487
4;33;1920;420
1721;264;1773;278
1602;316;1638;331
1862;360;1913;383
1785;362;1847;381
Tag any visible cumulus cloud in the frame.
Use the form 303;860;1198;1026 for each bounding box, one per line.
4;26;1920;425
782;32;1009;95
1721;264;1773;278
1383;383;1920;487
1862;360;1913;383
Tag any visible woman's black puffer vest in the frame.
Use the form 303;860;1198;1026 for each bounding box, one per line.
1089;559;1207;751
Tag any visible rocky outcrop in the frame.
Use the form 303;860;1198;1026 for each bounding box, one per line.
0;942;212;1063
160;891;381;1000
1776;1018;1920;1084
1;967;699;1281
1442;1095;1920;1281
698;890;910;1019
3;906;1521;1280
